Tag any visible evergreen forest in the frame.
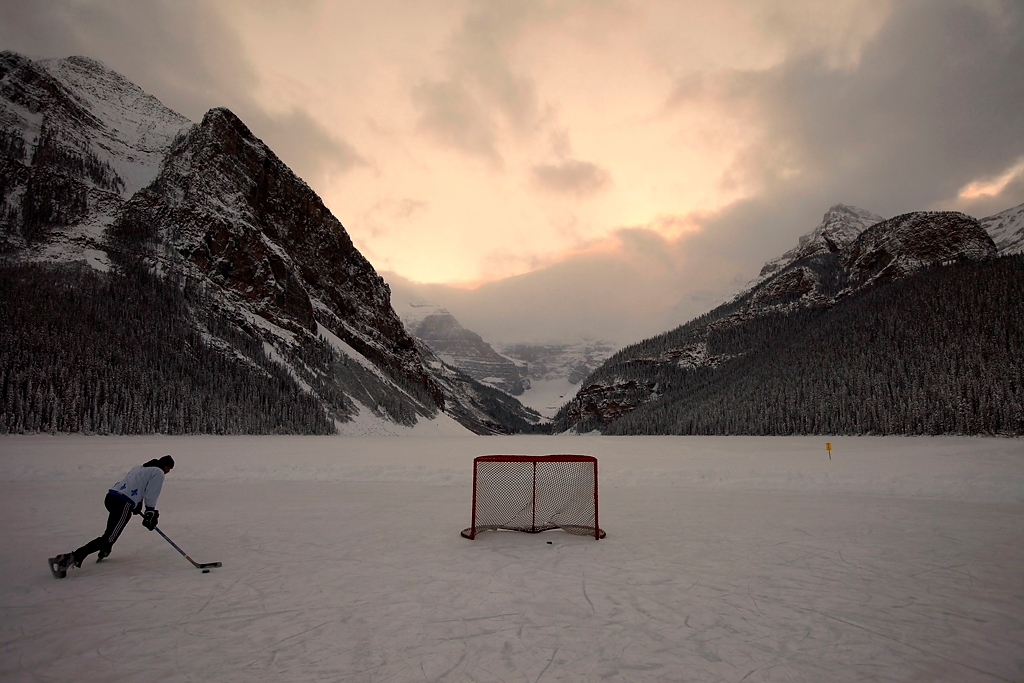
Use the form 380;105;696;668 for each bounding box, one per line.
561;256;1024;436
0;261;438;434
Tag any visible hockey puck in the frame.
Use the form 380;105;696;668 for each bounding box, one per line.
202;569;210;573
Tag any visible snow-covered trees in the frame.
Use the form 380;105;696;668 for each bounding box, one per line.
558;256;1024;436
0;263;334;434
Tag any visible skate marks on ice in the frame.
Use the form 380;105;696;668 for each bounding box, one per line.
2;483;1022;681
0;436;1023;681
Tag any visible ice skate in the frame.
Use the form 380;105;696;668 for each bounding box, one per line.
48;553;75;579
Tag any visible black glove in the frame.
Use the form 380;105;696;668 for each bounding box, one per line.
142;509;159;530
132;502;143;516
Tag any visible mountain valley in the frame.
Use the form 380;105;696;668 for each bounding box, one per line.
3;51;1022;438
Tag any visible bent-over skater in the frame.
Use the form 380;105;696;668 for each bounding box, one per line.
49;455;174;578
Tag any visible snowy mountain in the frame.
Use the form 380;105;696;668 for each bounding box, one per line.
980;201;1024;255
0;52;540;435
31;55;192;196
0;52;190;260
844;210;995;286
753;204;884;284
498;341;617;385
389;291;615;418
495;341;617;417
556;206;1021;435
397;303;527;396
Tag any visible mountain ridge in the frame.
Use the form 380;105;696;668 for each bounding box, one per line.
4;51;1020;436
556;205;1020;435
400;305;528;396
1;52;539;435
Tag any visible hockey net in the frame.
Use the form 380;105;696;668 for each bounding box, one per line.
461;455;605;540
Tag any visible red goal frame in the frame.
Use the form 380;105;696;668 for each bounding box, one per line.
461;454;605;540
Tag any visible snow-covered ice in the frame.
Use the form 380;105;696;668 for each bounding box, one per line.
1;435;1022;682
515;377;580;418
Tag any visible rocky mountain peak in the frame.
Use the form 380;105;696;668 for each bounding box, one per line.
399;305;528;396
414;310;477;341
116;104;432;394
1;52;189;256
755;204;883;282
844;211;997;286
816;204;885;248
2;50;545;435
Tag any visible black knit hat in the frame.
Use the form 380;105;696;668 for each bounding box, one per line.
158;455;175;470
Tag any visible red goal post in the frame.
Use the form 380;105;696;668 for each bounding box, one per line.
461;455;606;540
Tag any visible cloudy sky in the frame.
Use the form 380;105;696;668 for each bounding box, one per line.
4;0;1023;344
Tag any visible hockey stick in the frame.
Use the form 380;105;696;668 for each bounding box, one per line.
154;527;222;569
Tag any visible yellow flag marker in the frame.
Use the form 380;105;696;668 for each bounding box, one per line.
826;442;832;460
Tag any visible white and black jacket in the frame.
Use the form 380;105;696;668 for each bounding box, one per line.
109;464;165;511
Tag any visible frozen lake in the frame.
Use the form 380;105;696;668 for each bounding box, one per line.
2;435;1022;682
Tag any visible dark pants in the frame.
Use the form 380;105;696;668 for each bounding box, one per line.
73;493;135;564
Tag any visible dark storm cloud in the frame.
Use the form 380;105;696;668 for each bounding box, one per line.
683;0;1024;269
0;0;363;190
531;159;612;197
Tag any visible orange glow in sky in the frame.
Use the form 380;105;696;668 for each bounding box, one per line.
959;159;1024;201
222;0;889;285
6;0;1020;343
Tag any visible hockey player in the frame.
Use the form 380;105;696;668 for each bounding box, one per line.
49;455;174;578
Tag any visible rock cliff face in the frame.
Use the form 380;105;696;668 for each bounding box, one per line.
0;52;189;254
403;305;527;395
557;206;1004;432
114;107;433;397
1;52;540;435
754;204;884;283
845;211;996;286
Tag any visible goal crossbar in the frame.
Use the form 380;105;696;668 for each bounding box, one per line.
461;454;605;540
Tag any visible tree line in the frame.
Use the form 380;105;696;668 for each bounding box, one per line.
0;259;545;435
1;262;334;434
561;256;1024;436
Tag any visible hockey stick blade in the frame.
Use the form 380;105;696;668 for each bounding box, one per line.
154;527;222;570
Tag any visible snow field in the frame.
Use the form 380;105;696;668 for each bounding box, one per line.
515;377;581;418
1;435;1022;682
